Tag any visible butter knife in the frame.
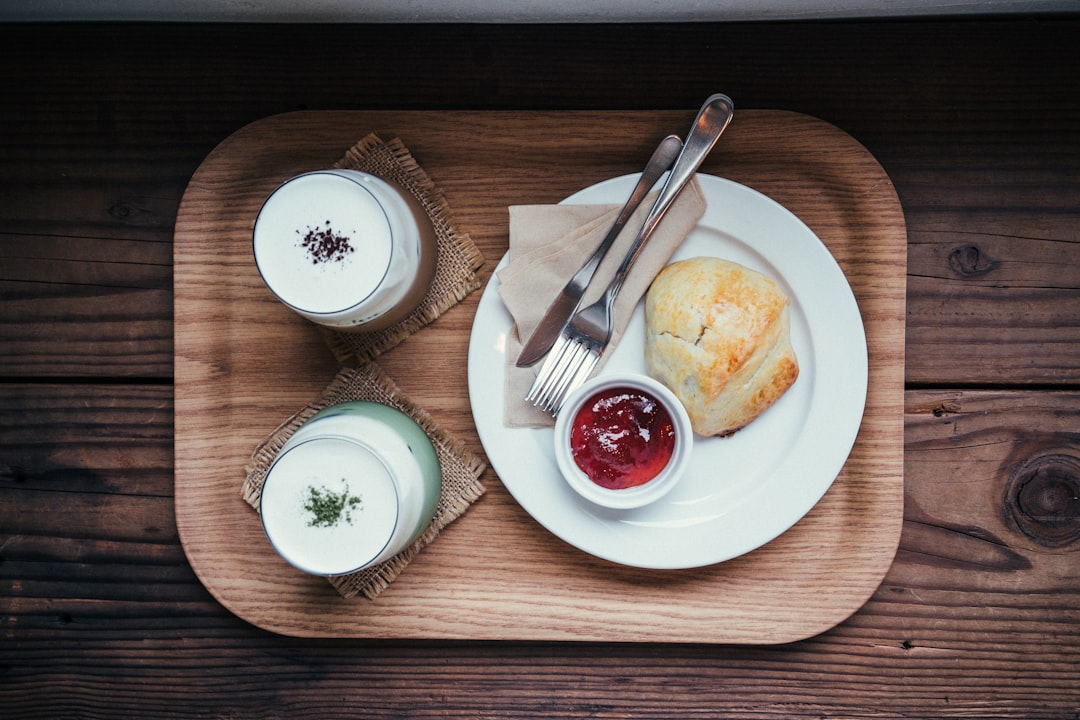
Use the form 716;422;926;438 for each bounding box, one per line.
515;134;683;367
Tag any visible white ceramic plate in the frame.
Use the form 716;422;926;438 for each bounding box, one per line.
467;174;867;569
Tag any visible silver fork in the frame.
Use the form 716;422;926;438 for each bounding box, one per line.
526;93;735;415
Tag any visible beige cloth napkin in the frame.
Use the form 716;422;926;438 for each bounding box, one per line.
498;179;707;428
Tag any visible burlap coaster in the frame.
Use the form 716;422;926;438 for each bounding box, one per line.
241;364;487;600
320;133;485;363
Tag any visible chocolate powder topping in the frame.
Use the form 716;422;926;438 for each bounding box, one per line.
299;221;354;264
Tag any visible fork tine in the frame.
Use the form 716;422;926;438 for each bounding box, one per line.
538;339;587;412
541;340;583;404
525;336;564;403
540;339;600;414
526;291;612;415
551;347;600;415
526;334;574;404
529;335;578;412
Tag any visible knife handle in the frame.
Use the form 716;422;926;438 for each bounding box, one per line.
563;134;683;299
600;93;734;308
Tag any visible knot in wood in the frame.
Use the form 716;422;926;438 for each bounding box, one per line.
947;244;998;278
1004;452;1080;548
932;400;960;417
108;202;132;219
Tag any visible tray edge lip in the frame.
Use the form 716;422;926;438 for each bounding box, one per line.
171;106;908;643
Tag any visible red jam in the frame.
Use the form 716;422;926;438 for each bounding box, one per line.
569;386;677;490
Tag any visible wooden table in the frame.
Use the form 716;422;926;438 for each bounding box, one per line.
2;17;1078;718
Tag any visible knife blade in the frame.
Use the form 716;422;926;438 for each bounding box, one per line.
514;134;683;367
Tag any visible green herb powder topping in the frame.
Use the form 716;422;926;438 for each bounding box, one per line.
303;482;362;528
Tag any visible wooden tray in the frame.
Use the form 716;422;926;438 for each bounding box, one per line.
174;109;906;643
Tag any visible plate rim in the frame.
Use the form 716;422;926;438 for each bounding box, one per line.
468;172;868;569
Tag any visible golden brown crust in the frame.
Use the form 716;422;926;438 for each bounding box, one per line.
644;257;799;436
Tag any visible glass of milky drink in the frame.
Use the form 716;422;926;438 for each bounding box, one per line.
259;401;443;576
253;169;438;332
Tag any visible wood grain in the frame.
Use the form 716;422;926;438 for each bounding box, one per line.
3;16;1079;719
3;385;1078;715
173;109;906;642
1;21;1076;384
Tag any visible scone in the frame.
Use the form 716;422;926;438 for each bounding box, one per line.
644;256;799;436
